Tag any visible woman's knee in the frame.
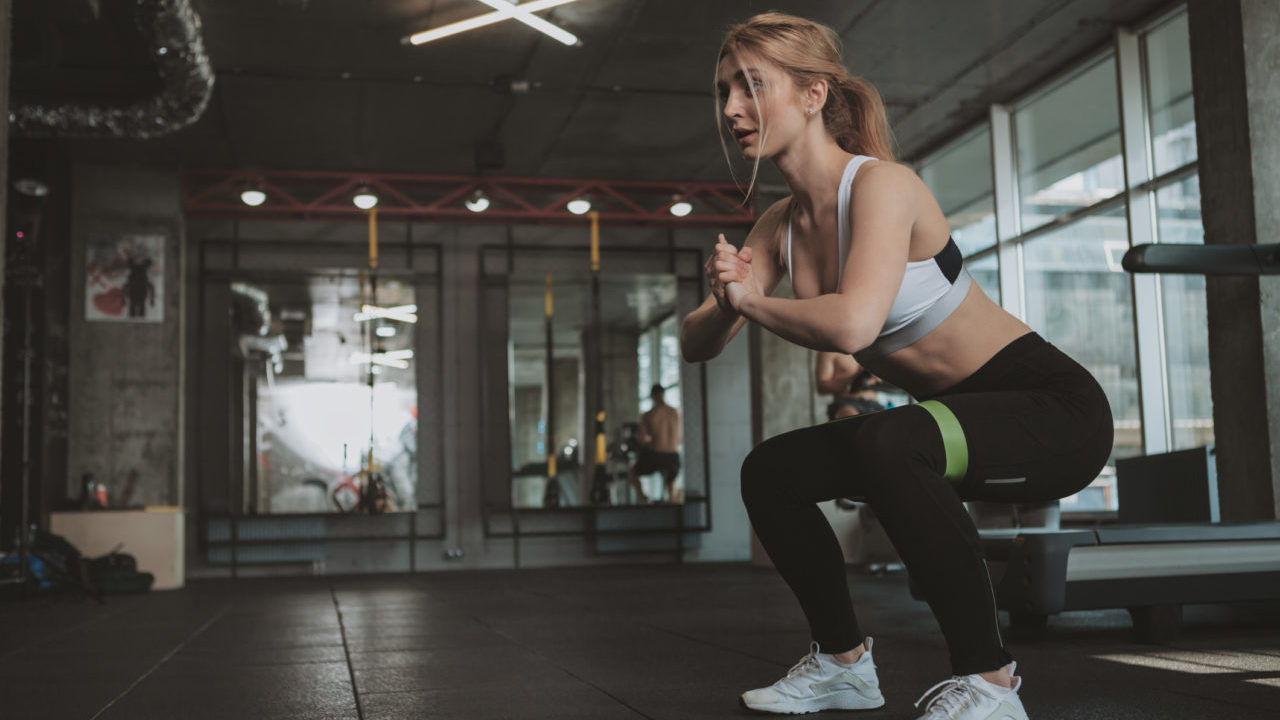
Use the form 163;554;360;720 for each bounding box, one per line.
739;445;780;508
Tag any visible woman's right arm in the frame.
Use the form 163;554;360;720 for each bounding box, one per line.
680;199;788;363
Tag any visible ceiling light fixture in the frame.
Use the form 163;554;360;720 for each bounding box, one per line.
239;177;267;207
567;198;592;215
471;0;578;45
349;349;414;370
405;0;581;46
465;190;491;213
353;186;379;210
13;178;50;197
354;303;419;324
669;200;693;217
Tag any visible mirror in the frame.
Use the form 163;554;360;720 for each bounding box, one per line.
230;273;419;514
508;273;683;508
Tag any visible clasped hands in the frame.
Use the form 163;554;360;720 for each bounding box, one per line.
705;233;761;315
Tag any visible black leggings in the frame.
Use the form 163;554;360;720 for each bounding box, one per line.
741;333;1113;675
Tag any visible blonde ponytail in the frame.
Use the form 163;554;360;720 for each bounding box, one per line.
826;76;895;161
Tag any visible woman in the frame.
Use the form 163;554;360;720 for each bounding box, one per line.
679;13;1113;720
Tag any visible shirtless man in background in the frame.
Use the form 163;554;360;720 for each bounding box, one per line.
628;384;683;503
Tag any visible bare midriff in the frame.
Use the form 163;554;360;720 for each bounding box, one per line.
856;285;1032;399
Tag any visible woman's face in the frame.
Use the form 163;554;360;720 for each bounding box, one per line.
716;52;805;161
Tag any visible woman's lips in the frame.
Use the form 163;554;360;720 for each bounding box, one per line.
736;131;757;146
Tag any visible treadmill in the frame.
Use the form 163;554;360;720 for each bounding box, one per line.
920;243;1280;642
979;521;1280;642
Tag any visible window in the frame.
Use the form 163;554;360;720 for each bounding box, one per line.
659;315;682;409
1146;12;1197;175
1015;59;1124;232
919;127;998;257
918;127;1001;304
1154;175;1212;450
967;252;1000;303
637;331;653;412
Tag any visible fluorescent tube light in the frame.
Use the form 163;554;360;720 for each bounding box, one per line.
353;304;419;324
472;0;578;46
349;349;415;369
406;0;580;46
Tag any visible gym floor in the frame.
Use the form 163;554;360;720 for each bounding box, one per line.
2;563;1277;719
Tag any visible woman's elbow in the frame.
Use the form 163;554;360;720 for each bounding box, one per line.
832;323;878;357
681;339;721;364
679;327;715;363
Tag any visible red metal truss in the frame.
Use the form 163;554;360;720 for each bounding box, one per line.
183;169;757;226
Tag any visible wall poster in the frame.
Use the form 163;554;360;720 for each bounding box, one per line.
86;232;165;322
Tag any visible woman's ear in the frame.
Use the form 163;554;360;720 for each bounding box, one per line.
806;79;829;112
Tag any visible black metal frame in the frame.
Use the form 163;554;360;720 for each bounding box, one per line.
206;510;443;575
194;233;446;575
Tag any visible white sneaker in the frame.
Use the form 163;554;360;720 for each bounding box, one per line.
914;663;1029;720
740;638;886;714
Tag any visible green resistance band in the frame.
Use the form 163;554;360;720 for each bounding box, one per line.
917;400;969;483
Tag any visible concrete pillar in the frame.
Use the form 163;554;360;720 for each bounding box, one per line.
748;282;826;566
752;327;816;442
1187;0;1280;521
68;167;185;508
685;326;753;562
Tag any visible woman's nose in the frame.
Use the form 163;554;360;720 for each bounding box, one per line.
723;91;743;118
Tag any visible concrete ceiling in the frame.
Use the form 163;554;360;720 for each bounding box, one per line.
13;0;1177;182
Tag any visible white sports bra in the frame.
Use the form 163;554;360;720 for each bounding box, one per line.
786;155;973;361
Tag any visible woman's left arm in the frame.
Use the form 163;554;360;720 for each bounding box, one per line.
726;163;917;354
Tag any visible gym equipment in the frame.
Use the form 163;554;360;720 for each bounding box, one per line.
982;521;1280;641
1122;242;1279;275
